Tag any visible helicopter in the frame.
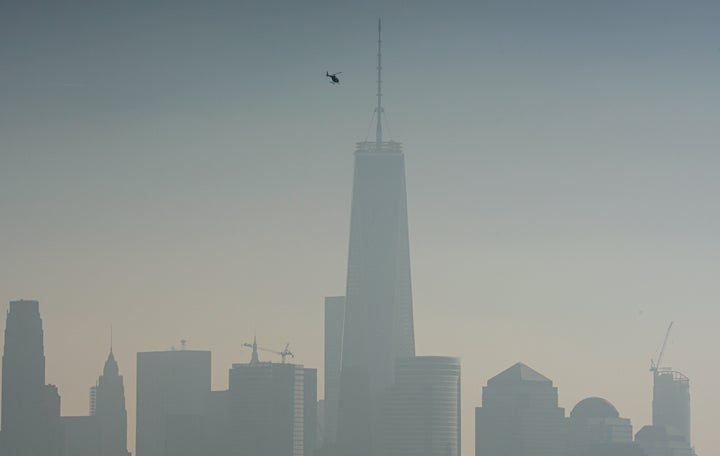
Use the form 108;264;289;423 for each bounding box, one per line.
326;71;342;84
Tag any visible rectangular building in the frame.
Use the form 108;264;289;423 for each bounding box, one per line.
136;350;211;456
227;360;316;456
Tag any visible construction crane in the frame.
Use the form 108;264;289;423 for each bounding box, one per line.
242;340;294;364
650;322;674;373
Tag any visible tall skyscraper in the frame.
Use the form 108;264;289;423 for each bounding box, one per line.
0;299;62;456
381;356;461;456
652;369;691;445
93;348;130;456
475;363;567;456
136;349;211;456
226;343;317;456
323;296;345;447
337;20;415;456
634;367;696;456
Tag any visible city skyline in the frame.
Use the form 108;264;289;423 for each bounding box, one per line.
2;1;720;455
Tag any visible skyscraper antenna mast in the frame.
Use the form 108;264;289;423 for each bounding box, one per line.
375;18;383;145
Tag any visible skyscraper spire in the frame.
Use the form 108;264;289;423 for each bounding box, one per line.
375;18;383;145
337;20;415;456
250;335;260;365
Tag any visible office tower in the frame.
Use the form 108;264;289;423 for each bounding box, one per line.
634;368;695;456
337;20;415;456
226;347;317;456
304;369;318;456
203;390;232;456
136;349;211;456
381;356;461;456
567;397;633;456
164;414;205;456
652;369;691;445
475;362;567;456
93;349;130;456
635;425;695;456
323;296;345;447
62;416;101;456
0;299;62;456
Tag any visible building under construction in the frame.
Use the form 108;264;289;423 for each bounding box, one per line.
653;368;691;445
635;323;696;456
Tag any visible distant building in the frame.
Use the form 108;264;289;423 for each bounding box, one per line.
225;344;317;456
652;369;691;445
135;349;211;456
304;369;318;456
635;425;694;456
62;416;101;456
381;356;461;456
630;366;696;456
93;349;131;456
164;414;205;456
583;442;648;456
475;362;567;456
323;296;345;447
0;299;62;456
567;397;632;456
337;21;416;456
203;391;232;456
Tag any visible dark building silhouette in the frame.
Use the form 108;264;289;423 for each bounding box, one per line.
633;364;696;456
652;369;691;446
337;20;415;456
475;362;567;456
304;369;318;456
582;443;647;456
567;397;633;456
222;343;317;456
635;425;694;456
164;414;205;456
92;349;130;456
0;299;62;456
323;296;345;448
136;349;211;456
62;416;101;456
381;356;461;456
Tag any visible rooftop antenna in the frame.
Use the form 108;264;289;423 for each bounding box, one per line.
241;335;261;365
109;325;113;354
375;18;383;146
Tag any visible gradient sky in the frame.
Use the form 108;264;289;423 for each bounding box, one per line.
2;1;720;454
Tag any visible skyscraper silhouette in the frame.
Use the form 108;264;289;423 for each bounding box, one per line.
336;19;415;456
93;348;130;456
136;349;211;456
475;363;567;456
652;370;691;445
381;357;461;456
0;299;62;456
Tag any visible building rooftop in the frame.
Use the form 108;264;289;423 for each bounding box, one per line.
488;362;552;385
571;397;620;419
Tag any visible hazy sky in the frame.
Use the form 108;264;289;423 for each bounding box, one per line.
2;1;720;454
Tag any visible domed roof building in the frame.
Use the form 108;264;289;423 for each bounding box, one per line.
568;397;633;456
571;397;620;420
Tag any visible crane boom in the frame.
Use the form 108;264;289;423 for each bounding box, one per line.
651;322;674;372
242;341;294;363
